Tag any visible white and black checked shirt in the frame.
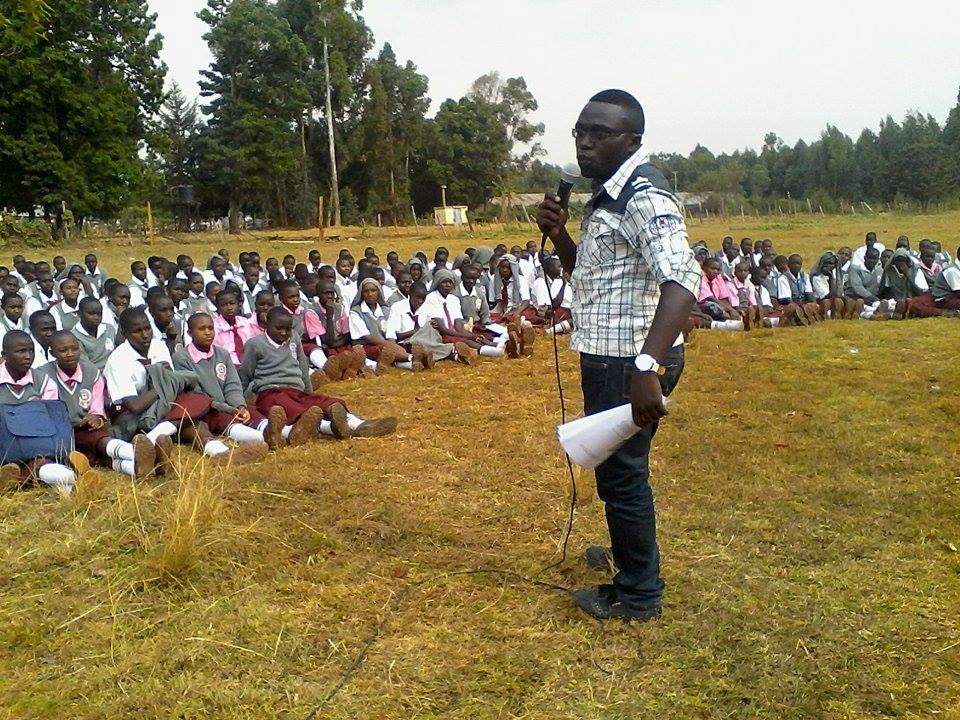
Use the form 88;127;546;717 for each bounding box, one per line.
570;148;702;358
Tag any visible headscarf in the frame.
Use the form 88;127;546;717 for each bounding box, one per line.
472;246;494;269
429;268;456;293
491;255;523;306
451;253;470;272
351;277;387;309
405;256;430;283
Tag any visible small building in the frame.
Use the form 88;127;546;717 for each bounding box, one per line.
434;205;468;226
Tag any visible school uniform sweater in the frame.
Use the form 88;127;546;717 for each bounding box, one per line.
172;345;245;414
38;359;103;425
0;365;52;404
931;260;960;302
844;265;881;299
72;324;116;371
237;334;311;396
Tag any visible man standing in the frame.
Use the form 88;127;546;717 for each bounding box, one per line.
537;89;700;621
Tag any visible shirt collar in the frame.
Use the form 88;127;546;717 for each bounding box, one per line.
187;342;214;362
0;364;32;386
600;146;647;202
56;364;83;383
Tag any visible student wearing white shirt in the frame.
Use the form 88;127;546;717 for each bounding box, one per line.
335;256;358;307
348;278;426;372
104;308;232;463
421;271;505;361
426;247;452;274
531;256;574;335
28;310;56;369
851;232;886;268
128;261;153;307
51;278;82;331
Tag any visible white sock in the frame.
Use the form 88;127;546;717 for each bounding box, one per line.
281;425;293;439
769;317;780;327
203;440;230;457
710;319;744;331
227;424;265;444
309;348;327;369
146;421;177;444
552;319;572;334
364;358;377;370
479;345;504;357
346;413;364;430
106;438;134;461
319;420;334;436
112;459;135;477
395;360;414;370
38;463;75;490
256;419;268;432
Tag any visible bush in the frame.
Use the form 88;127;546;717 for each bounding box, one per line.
0;215;54;248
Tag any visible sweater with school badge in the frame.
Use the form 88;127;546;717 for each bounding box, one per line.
238;334;311;396
72;324;116;371
172;345;246;414
38;359;102;426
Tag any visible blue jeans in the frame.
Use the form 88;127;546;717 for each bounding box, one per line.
579;345;685;610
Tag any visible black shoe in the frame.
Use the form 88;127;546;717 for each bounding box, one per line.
584;545;615;571
572;584;662;622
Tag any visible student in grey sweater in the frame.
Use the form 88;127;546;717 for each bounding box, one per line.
71;297;116;371
238;306;397;443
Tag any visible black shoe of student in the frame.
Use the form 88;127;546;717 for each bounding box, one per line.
583;545;615;571
572;584;662;622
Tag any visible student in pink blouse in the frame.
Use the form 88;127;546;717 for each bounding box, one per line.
212;289;259;364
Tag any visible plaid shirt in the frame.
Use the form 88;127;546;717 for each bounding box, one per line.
570;148;701;358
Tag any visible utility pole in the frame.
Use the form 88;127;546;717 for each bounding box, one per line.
672;171;678;193
322;28;341;226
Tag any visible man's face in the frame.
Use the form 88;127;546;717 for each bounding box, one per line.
266;315;292;345
125;316;153;354
33;316;56;344
574;101;641;180
438;278;454;297
53;257;66;273
787;257;802;275
544;259;561;279
3;336;34;375
132;262;147;281
498;262;512;282
409;290;426;313
2;277;19;295
3;297;23;321
111;287;131;313
61;280;79;304
51;335;81;375
80;302;101;330
396;273;413;296
460;268;478;292
309;251;321;265
920;249;936;266
864;253;880;271
838;247;852;264
38;273;54;294
150;299;175;329
84;255;97;272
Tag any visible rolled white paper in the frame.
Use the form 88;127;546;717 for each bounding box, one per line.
557;399;669;469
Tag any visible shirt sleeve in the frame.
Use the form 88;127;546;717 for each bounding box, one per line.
384;310;401;340
348;310;369;339
89;374;107;417
104;356;137;402
620;190;702;296
40;376;59;401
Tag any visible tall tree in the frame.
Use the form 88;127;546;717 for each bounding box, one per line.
0;0;165;235
198;0;310;232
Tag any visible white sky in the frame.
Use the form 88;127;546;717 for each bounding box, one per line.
153;0;960;165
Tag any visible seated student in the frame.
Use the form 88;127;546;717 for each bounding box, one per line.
175;254;195;281
307;249;323;276
877;248;927;319
924;245;960;313
387;270;412;306
851;231;885;268
738;237;755;266
880;248;894;269
299;273;321;314
384;281;451;365
0;292;28;344
203;255;235;286
933;240;951;267
916;241;941;287
202;280;221;315
42;330;156;480
51;278;82;331
66;263;97;300
251;289;274;334
405;257;428;287
52;255;67;280
72;297;116;370
776;254;822;322
146;294;184;356
428;247;452;274
240;263;268;315
531;256;573;335
276;278;326;369
281;254;296;280
172;314;275;457
181;272;208;315
0;330;77;492
349;278;427;373
100;282;131;329
422;269;506;363
164;277;189;318
489;255;535;332
715;236;740;279
457;262;508;347
29;310;57;369
748;266;780;327
128;261;153;307
83;253;107;297
809;251;850;319
25;271;59;315
843;246;882;318
239;306;397;443
212;289;258;364
694;258;744;331
313;279;363;381
334;255;358;307
726;260;759;326
104;308;233;467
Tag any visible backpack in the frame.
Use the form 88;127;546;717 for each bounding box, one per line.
0;401;73;465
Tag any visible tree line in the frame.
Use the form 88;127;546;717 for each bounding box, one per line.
1;0;959;238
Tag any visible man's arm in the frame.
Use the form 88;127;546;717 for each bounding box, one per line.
536;196;576;275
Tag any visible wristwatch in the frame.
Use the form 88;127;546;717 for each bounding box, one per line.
634;353;665;375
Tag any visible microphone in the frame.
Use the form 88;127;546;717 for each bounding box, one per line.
542;162;582;253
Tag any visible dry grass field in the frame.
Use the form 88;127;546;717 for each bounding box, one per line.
1;212;959;719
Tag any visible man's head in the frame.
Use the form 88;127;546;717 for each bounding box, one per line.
2;330;34;376
459;265;479;292
29;310;56;347
265;306;293;345
837;246;852;265
920;246;937;267
148;295;176;330
36;271;54;295
395;270;413;297
79;297;102;333
109;284;131;314
254;290;275;324
317;280;338;310
308;249;321;266
702;257;722;281
787;254;803;275
865;232;877;247
896;235;909;250
543;255;562;280
49;331;81;375
120;308;153;354
84;253;98;272
52;255;66;274
864;247;880;270
60;278;80;305
880;249;894;267
574;89;644;180
409;281;429;313
188;313;215;351
131;261;148;282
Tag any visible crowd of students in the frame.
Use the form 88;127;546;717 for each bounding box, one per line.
690;233;960;330
0;241;573;492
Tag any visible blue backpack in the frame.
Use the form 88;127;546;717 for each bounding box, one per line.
0;401;73;465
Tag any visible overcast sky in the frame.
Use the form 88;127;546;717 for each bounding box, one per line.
153;0;960;164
